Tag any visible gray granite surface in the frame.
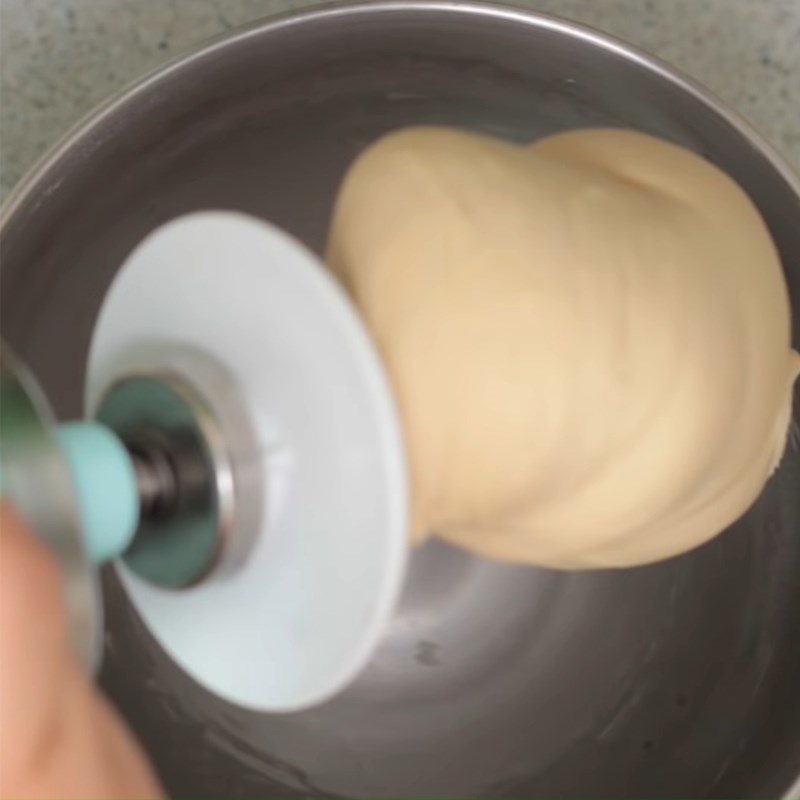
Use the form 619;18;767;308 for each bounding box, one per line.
1;0;798;200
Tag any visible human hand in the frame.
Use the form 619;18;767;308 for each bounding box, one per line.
0;502;162;799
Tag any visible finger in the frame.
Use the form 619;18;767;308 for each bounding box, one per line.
0;502;163;799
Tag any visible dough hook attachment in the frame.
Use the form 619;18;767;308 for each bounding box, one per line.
0;211;407;712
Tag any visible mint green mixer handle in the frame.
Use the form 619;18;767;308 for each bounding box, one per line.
56;422;139;564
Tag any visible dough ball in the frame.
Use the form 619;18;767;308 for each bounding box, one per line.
326;126;799;568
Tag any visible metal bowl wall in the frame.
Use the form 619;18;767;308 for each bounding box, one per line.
1;3;799;797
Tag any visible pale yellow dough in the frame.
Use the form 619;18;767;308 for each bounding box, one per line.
326;127;799;569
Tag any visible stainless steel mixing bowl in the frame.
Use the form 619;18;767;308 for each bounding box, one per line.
2;2;799;796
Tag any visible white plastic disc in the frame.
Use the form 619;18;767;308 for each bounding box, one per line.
87;211;408;712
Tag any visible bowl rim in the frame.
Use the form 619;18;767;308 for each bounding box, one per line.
1;0;798;229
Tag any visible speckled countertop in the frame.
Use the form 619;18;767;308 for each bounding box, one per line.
1;0;798;200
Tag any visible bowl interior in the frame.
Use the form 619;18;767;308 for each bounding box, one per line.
1;4;799;797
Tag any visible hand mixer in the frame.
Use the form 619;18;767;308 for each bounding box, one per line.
0;211;408;712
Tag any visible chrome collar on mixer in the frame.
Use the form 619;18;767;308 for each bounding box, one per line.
1;342;262;605
91;346;263;589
